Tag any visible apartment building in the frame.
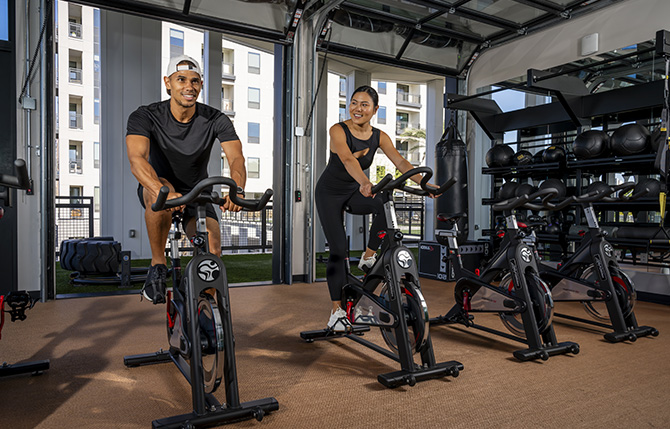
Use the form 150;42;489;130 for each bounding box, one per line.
55;1;102;235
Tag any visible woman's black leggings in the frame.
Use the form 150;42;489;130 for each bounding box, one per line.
315;183;387;301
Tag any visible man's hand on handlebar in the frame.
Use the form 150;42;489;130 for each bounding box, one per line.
221;194;243;213
151;189;185;213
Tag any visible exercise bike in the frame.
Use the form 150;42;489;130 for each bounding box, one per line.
301;167;463;388
522;181;659;343
123;177;277;428
0;159;50;377
432;187;580;361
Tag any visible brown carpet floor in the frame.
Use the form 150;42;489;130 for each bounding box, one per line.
1;279;669;429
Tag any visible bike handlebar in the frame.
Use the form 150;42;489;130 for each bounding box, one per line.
493;188;558;212
151;177;273;212
497;182;647;213
0;159;30;190
370;166;456;197
540;182;641;210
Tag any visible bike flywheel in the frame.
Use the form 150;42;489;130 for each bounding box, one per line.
198;293;225;394
379;281;429;355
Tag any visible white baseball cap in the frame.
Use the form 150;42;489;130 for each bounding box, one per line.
166;55;203;79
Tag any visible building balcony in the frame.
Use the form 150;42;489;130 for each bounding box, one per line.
396;122;421;134
69;113;83;129
222;62;235;81
69;22;82;39
396;91;421;108
69;159;83;174
222;98;235;117
69;68;83;84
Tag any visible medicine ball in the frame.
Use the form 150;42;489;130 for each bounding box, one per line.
533;150;545;164
634;178;661;198
572;130;609;159
539;178;567;199
498;181;519;200
515;183;537;197
542;146;566;163
586;180;611;196
485;144;515;167
610;124;650;155
513;150;533;165
545;220;561;235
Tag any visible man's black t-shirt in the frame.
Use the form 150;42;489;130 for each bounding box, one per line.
126;100;239;193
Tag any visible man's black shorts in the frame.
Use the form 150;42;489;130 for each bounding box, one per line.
137;184;219;227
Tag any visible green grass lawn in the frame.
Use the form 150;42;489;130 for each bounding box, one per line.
56;247;419;296
56;252;274;296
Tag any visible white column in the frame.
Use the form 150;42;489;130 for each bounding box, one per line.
424;78;445;241
100;11;161;259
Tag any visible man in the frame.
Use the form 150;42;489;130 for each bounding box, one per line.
126;55;246;304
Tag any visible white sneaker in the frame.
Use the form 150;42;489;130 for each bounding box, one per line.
358;252;377;271
327;307;352;333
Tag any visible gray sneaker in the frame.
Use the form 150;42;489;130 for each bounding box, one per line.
142;264;168;304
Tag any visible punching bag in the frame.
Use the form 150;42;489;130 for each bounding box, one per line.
435;119;468;243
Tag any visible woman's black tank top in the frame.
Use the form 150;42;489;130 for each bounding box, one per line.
320;122;381;183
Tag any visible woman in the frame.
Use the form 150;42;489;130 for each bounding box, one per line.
315;85;437;332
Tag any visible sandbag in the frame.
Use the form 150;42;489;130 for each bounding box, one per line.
435;119;468;243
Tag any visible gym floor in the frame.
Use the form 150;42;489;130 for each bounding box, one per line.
1;279;669;428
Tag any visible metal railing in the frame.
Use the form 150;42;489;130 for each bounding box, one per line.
69;67;82;84
396;91;421;107
396;122;421;134
69;112;83;129
222;98;234;115
69;159;83;174
222;61;234;78
393;196;424;242
68;22;82;39
171;205;273;255
55;196;94;256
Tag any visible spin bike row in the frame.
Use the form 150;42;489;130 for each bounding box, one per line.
301;166;659;387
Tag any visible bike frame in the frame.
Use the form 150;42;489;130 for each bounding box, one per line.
124;185;278;428
434;209;576;361
531;199;657;342
342;189;446;383
301;168;463;388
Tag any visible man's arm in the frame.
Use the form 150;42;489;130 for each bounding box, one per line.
126;134;183;210
220;139;246;212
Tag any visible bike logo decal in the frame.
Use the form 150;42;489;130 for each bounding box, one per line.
603;243;613;258
197;260;220;282
397;250;413;269
520;247;532;263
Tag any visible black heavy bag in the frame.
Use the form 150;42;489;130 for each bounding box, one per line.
435;119;468;243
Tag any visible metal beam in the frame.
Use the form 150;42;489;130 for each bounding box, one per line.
321;41;461;77
70;0;289;44
511;0;563;15
407;0;520;32
341;3;484;44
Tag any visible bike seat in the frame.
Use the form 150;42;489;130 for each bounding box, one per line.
437;212;467;223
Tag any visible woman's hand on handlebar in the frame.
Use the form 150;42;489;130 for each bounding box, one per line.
424;183;441;198
359;181;374;198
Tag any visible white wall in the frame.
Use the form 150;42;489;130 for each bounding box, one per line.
469;0;670;93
